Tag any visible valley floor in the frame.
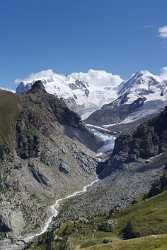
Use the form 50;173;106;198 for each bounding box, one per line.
69;234;167;250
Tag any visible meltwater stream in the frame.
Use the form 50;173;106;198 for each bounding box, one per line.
2;179;99;250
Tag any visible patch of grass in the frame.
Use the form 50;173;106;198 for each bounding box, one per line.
80;240;98;248
57;221;75;237
78;235;167;250
26;244;47;250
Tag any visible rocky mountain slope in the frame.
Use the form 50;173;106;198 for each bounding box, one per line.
0;81;100;239
16;69;123;118
86;71;167;126
52;105;167;224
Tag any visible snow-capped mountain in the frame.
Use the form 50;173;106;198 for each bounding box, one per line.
16;68;167;124
118;70;167;104
16;69;123;118
86;70;167;126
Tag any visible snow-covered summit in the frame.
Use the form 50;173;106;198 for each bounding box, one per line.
118;70;167;104
85;69;167;126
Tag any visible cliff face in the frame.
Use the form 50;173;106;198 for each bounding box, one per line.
114;106;167;159
0;81;98;238
97;106;167;179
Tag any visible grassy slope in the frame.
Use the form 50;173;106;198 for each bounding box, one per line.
84;192;167;249
69;192;167;249
114;191;167;237
0;90;21;145
76;235;167;250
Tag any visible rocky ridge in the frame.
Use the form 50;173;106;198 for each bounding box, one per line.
0;81;100;239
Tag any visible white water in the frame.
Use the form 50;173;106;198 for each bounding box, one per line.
4;179;99;249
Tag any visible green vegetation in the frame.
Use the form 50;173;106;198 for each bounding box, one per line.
27;232;167;250
114;191;167;237
76;235;167;250
0;90;21;145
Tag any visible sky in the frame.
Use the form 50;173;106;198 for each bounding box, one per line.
0;0;167;89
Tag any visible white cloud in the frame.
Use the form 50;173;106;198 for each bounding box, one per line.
16;69;123;88
69;69;123;87
159;26;167;38
160;67;167;80
15;69;66;84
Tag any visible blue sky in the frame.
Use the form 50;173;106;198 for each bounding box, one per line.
0;0;167;89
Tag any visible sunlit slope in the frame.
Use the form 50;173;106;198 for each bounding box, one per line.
0;90;21;145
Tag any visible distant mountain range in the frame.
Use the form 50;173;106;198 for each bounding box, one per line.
16;69;123;119
86;70;167;126
16;69;167;123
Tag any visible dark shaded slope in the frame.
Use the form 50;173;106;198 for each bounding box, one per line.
85;96;145;126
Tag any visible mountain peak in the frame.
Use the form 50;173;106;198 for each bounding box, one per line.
29;80;46;94
133;70;158;79
118;70;161;96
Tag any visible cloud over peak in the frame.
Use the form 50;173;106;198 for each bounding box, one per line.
160;67;167;80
